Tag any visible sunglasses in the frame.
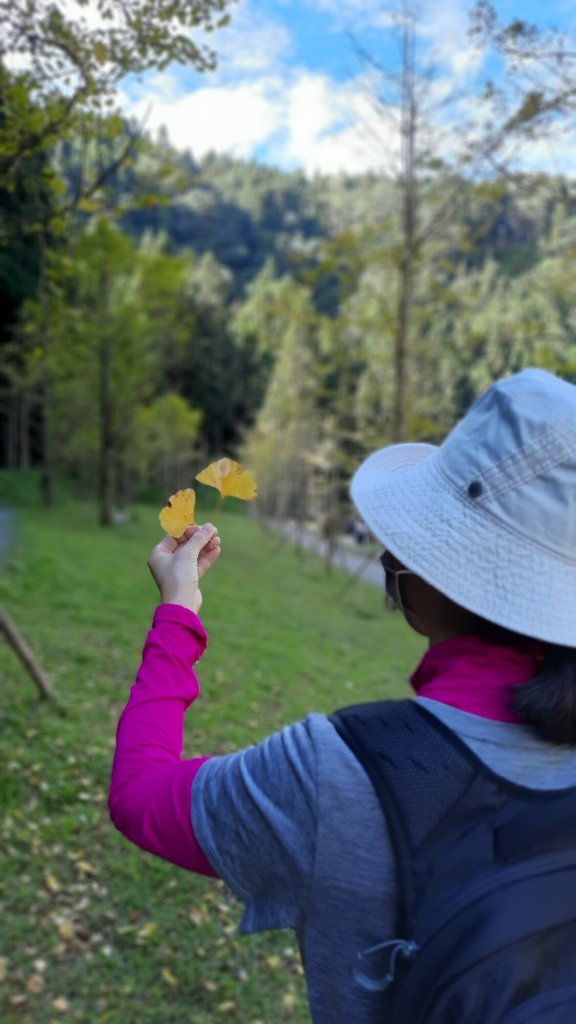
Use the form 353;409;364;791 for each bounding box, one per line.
379;553;414;614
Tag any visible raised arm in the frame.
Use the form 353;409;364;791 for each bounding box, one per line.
108;524;221;876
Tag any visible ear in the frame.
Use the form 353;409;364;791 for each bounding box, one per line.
401;575;435;639
403;607;430;638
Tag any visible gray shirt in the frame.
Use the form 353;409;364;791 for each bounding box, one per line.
192;698;576;1023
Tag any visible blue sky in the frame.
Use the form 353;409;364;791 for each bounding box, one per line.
120;0;576;175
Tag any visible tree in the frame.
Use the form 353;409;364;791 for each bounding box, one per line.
176;252;254;453
133;392;202;499
22;220;197;521
0;130;55;465
243;277;320;521
0;0;236;474
470;2;576;182
354;0;475;440
0;0;236;185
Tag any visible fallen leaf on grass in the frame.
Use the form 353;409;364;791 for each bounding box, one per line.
161;966;178;988
190;907;208;926
44;872;60;894
137;921;158;941
159;489;197;538
0;957;6;983
196;458;257;500
52;995;71;1012
217;1001;236;1014
26;973;44;994
54;917;75;941
282;992;297;1014
75;860;95;877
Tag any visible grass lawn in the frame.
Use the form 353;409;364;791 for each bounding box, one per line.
0;476;424;1023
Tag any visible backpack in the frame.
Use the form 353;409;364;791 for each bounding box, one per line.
329;699;576;1024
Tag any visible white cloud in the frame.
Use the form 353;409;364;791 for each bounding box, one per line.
116;0;576;179
500;127;576;178
277;74;400;174
190;0;294;80
120;62;401;175
210;10;293;75
419;0;486;84
122;76;285;159
304;0;397;32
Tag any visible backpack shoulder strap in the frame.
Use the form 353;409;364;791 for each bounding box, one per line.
329;699;479;935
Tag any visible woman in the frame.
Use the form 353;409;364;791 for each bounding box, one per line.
109;368;576;1023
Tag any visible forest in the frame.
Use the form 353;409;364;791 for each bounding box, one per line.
2;0;576;530
3;5;576;1021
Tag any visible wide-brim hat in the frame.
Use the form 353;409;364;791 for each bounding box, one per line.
351;369;576;647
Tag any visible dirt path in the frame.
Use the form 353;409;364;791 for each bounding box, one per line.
0;507;13;561
269;520;384;589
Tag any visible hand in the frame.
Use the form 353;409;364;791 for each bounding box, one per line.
147;523;221;614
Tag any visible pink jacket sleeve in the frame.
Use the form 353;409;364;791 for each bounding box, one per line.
108;603;218;876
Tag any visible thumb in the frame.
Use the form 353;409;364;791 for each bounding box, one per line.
186;523;216;556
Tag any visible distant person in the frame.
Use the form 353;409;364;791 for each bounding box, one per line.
110;368;576;1023
353;519;370;545
344;518;369;544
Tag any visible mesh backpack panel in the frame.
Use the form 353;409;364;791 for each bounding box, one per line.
330;699;576;1024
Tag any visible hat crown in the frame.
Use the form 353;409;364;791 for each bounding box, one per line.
439;369;576;561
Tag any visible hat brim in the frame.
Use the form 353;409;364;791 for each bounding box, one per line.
351;442;576;646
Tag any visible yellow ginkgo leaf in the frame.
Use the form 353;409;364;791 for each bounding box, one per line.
196;458;257;500
161;966;178;988
56;918;75;942
159;488;197;537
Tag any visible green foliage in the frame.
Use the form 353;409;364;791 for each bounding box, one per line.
21;220;200;507
0;0;237;184
175;252;259;452
470;2;576;158
6;114;576;517
133;392;202;498
243;278;321;518
0;143;54;338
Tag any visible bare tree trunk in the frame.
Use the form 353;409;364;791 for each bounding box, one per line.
19;389;30;470
39;369;54;506
7;391;18;468
393;0;417;444
324;521;337;574
393;256;415;443
98;331;115;526
0;396;5;468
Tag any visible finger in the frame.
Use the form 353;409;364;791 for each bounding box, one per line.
201;545;221;570
162;536;180;552
180;524;216;545
186;523;217;556
149;536;178;560
180;525;201;543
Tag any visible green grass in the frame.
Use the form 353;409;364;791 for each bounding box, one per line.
0;480;424;1023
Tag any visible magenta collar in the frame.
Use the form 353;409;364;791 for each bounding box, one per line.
410;634;546;723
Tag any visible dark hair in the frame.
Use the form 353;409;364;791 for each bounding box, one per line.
511;646;576;747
